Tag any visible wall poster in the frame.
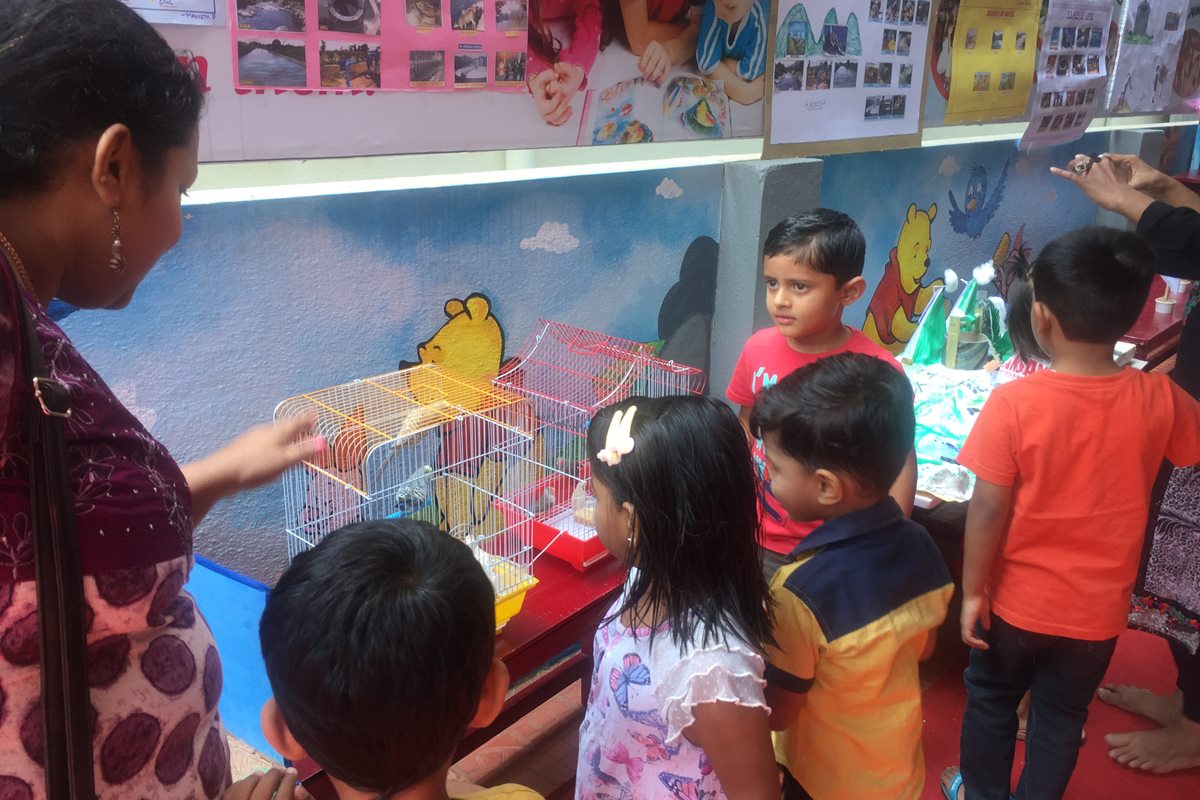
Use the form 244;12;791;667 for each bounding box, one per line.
943;0;1039;124
1108;0;1189;113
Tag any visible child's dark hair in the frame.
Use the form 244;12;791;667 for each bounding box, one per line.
1032;226;1156;344
260;519;496;796
763;208;866;285
1004;254;1049;363
0;0;204;199
587;395;774;651
751;353;914;497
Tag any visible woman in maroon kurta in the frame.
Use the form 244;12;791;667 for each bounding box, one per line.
0;2;319;797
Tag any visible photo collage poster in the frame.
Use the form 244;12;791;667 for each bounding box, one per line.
769;0;933;148
1019;0;1114;149
125;0;222;25
1108;0;1189;113
943;0;1039;124
229;0;529;92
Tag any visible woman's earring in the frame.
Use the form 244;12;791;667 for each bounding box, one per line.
109;209;125;273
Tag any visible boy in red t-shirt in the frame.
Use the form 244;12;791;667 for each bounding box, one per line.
942;227;1200;800
726;209;916;580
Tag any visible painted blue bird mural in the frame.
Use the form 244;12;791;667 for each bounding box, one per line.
948;161;1009;239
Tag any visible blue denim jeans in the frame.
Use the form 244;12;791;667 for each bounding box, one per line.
960;613;1117;800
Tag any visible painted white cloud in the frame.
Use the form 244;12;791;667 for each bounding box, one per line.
520;222;580;254
1042;188;1057;204
938;156;961;178
655;178;684;200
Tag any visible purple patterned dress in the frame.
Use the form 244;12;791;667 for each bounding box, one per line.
0;257;229;799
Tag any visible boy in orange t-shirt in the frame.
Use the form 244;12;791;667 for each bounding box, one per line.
942;227;1200;800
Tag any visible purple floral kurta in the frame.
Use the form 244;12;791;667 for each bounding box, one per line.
0;257;229;799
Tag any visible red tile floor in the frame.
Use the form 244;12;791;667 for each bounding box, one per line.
451;630;1200;799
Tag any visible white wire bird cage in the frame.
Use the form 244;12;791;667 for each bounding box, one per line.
274;364;540;629
491;320;706;570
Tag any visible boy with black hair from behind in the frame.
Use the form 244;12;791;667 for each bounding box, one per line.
942;226;1200;799
244;519;542;800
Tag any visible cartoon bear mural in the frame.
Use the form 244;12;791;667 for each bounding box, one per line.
398;293;522;537
863;203;942;354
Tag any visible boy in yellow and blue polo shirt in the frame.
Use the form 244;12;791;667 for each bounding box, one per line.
751;353;953;800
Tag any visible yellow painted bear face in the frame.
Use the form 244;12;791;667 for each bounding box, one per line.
416;294;505;382
897;202;938;294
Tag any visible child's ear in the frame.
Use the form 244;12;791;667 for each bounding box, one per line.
470;659;511;729
813;468;844;507
1031;300;1054;342
261;698;308;762
840;276;867;305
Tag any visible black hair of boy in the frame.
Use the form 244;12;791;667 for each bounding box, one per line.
1032;226;1157;343
587;395;774;652
762;208;867;285
1004;255;1049;363
259;519;496;795
751;352;915;496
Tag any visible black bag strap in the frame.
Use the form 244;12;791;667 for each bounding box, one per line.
13;288;96;799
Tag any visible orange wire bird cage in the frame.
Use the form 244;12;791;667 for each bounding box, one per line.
491;321;706;571
274;364;539;630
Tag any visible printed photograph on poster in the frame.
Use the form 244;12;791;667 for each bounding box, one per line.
237;36;306;87
320;41;381;88
317;0;381;35
451;0;485;31
1108;0;1189;113
407;0;442;27
496;0;528;32
1019;1;1113;150
768;0;930;150
577;75;731;145
944;0;1039;124
228;0;528;93
124;0;221;25
775;59;806;91
454;51;488;87
409;49;445;85
236;0;304;31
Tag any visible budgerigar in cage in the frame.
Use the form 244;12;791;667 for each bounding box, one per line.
394;465;434;514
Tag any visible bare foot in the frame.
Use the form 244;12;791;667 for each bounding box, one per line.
1106;716;1200;774
1097;685;1183;726
939;766;965;800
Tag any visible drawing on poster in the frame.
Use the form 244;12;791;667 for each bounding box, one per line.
582;75;730;145
775;5;865;57
1109;0;1187;113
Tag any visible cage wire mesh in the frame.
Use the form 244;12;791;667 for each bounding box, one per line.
275;364;541;622
491;321;706;566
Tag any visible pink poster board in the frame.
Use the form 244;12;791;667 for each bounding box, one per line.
229;0;528;92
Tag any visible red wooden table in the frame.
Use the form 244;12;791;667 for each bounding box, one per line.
295;553;626;798
1121;276;1187;368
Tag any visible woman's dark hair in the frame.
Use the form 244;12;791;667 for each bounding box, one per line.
1032;226;1156;343
261;519;497;796
528;0;615;67
0;0;204;199
587;395;774;651
751;353;914;498
1004;254;1049;363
